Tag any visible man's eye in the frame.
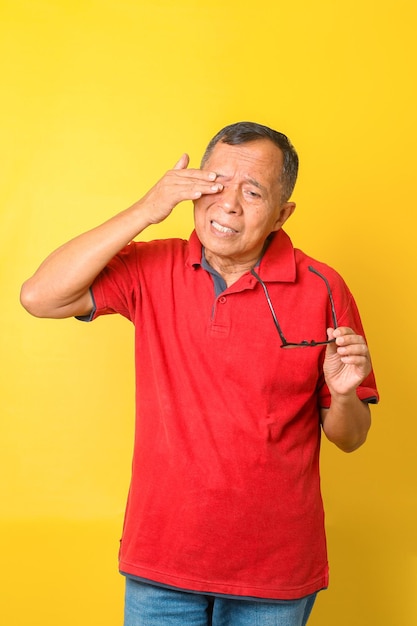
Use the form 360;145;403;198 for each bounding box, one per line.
245;189;261;199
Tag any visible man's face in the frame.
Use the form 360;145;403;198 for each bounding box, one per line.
193;139;295;271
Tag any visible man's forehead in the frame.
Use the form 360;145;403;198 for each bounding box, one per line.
203;140;283;188
204;140;283;168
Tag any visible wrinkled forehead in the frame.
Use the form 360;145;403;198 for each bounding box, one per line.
203;139;284;188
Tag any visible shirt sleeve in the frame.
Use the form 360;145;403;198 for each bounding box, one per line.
82;243;140;323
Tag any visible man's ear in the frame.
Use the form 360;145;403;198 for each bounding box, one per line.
272;202;296;231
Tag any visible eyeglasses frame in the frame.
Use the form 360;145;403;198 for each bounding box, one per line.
250;265;338;349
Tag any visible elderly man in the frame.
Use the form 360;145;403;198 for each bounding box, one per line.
21;122;378;626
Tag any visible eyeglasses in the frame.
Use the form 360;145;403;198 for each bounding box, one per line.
250;265;338;349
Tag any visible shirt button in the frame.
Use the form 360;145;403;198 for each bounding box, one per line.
219;296;227;304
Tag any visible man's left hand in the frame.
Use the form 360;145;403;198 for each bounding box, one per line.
323;327;372;397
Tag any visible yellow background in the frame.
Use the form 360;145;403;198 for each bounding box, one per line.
1;0;416;624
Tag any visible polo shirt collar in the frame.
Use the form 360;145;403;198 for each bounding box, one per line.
187;228;296;284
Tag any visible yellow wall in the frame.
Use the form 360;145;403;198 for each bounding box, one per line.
1;0;416;623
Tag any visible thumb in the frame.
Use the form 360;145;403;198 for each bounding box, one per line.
325;327;338;355
173;153;190;170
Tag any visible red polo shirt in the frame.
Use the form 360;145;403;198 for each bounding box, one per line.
89;229;378;600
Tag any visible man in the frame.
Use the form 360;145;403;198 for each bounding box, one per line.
21;122;378;626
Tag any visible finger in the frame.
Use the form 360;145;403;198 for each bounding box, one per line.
173;153;190;170
327;327;337;341
335;331;366;349
325;328;338;355
338;354;371;374
335;338;370;372
176;168;218;181
337;344;369;359
332;326;354;338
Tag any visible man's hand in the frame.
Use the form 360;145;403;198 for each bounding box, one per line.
139;154;223;225
320;326;372;452
323;327;372;398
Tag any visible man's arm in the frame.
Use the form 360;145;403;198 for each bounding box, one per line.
320;327;373;453
20;154;223;319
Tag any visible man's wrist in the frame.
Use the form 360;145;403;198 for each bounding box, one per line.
328;388;358;406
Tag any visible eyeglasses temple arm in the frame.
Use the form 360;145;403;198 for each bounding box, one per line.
308;266;338;330
250;268;288;346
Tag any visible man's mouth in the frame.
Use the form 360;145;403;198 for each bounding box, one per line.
211;220;237;235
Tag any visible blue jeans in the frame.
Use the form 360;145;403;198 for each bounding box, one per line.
124;578;317;626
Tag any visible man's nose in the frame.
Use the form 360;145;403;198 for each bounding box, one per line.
218;184;241;213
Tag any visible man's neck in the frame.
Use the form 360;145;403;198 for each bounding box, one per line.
204;245;268;287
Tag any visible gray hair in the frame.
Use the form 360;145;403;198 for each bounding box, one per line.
201;121;299;203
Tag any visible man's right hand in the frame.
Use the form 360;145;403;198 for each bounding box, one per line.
138;154;223;225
